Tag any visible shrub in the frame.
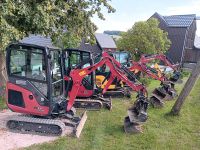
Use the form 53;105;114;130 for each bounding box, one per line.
0;96;6;110
139;77;152;86
180;70;190;78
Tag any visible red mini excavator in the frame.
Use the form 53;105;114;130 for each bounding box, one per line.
129;53;181;108
63;49;112;110
6;43;87;137
63;51;149;133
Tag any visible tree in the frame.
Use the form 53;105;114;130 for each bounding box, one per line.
0;0;115;85
117;18;171;60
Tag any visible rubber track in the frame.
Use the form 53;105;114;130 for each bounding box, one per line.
73;99;103;110
7;115;67;136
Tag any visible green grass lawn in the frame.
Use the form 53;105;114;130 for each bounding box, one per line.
26;76;200;150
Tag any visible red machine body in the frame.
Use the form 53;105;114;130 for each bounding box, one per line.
66;52;147;111
6;82;49;116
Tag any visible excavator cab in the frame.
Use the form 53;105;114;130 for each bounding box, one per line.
6;43;63;116
6;43;87;137
63;49;112;110
63;49;94;97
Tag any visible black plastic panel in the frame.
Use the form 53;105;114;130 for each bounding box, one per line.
8;89;25;108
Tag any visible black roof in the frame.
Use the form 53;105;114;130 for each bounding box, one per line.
154;12;196;27
78;39;102;54
20;35;58;49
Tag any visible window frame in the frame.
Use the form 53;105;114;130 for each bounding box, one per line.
7;46;47;84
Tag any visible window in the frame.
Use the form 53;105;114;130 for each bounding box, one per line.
10;50;26;76
70;51;81;68
10;48;46;81
50;50;63;97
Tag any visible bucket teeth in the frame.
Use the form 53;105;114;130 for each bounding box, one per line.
124;116;143;134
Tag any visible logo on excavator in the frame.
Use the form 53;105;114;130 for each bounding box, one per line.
34;106;44;112
79;71;86;76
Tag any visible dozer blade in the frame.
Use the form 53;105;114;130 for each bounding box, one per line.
149;95;164;108
127;109;148;124
124;116;143;134
74;111;87;138
102;96;112;110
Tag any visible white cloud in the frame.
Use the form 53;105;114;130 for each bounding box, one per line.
167;1;200;15
92;1;200;35
92;13;148;33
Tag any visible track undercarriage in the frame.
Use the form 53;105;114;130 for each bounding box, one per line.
70;96;112;111
103;87;131;98
6;110;87;138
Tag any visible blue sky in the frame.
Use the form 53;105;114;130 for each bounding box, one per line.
92;0;200;35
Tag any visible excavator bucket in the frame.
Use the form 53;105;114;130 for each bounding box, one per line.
124;94;148;134
149;88;167;108
170;71;183;84
127;109;148;123
149;96;164;108
150;85;177;108
152;87;173;100
124;116;143;134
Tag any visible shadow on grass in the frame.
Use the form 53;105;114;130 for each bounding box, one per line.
162;111;181;123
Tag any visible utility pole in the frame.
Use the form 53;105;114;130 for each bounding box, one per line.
171;60;200;115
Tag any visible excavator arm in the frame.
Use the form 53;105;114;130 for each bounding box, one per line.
139;54;179;70
67;52;148;112
130;53;181;83
129;61;167;82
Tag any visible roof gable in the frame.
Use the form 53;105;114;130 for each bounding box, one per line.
95;33;117;49
20;35;58;49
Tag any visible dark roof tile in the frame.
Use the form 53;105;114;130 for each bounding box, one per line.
163;14;196;27
20;35;58;49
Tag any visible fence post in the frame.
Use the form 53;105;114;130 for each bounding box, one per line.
171;60;200;115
